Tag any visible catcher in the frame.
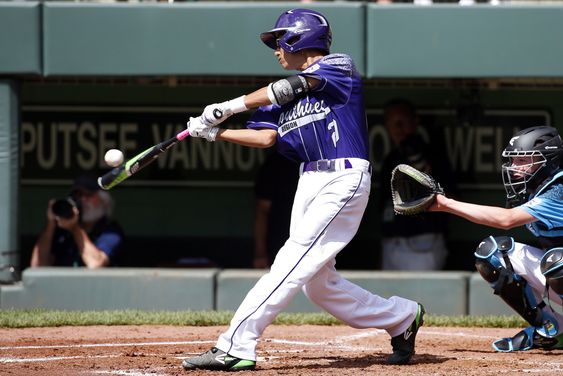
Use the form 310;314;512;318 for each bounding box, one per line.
392;125;563;352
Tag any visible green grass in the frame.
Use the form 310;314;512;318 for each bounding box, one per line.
0;309;527;329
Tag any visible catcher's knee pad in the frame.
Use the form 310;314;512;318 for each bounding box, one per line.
474;236;513;283
474;236;555;334
541;247;563;298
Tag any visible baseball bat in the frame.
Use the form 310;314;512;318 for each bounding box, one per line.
98;110;223;190
97;128;190;190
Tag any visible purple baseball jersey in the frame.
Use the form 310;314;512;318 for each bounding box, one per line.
247;54;369;163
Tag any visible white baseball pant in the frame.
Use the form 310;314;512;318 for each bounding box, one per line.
216;158;418;360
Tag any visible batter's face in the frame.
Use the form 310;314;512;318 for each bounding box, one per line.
274;47;308;71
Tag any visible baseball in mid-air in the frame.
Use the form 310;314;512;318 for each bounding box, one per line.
104;149;124;167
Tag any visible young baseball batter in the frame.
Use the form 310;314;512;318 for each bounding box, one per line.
182;8;424;371
430;126;563;352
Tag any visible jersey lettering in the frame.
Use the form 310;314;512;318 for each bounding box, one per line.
328;119;339;147
278;111;327;137
278;100;328;126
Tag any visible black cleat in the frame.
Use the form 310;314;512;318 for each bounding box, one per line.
182;347;256;371
387;303;425;365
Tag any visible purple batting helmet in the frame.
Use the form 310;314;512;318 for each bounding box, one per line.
260;8;332;54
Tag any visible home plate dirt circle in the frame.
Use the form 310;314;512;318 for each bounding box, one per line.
1;325;561;375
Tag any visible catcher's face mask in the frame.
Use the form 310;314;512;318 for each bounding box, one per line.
501;151;546;202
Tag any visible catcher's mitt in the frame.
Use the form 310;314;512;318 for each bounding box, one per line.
390;164;444;215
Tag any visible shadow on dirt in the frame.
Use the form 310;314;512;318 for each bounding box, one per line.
266;352;452;371
451;347;563;357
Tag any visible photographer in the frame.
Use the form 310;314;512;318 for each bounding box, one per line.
30;174;124;268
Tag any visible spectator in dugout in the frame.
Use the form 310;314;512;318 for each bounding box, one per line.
378;98;456;270
30;174;124;268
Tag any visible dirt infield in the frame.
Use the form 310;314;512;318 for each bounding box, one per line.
1;325;562;375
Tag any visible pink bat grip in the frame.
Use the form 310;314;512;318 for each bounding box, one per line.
176;129;190;140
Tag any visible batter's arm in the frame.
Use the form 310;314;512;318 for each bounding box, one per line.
199;76;319;147
216;128;277;148
213;75;319;146
243;87;272;109
241;76;321;109
429;194;537;230
200;71;321;127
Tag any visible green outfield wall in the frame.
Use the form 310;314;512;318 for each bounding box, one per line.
0;81;20;284
0;3;41;75
41;3;365;76
3;3;563;77
0;268;513;316
366;5;563;77
0;268;216;311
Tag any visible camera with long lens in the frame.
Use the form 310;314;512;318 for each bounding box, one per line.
51;197;80;219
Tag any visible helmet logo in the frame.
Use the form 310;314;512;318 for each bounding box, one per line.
287;9;328;27
302;12;328;26
509;136;519;146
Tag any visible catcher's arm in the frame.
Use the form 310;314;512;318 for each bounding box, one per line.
428;194;536;230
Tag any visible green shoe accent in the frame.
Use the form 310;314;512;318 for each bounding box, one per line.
415;303;424;327
230;359;256;370
182;347;256;371
553;334;563;349
387;303;425;365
